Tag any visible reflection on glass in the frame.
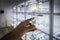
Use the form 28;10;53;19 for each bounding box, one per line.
22;30;49;40
15;0;49;13
34;15;49;33
13;13;16;19
17;7;20;12
13;12;49;40
26;0;49;13
22;14;49;40
12;0;50;40
26;13;32;19
13;13;25;28
13;6;16;12
54;0;60;13
53;15;60;39
17;13;25;21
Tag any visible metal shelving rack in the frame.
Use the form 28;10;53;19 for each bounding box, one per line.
12;0;60;40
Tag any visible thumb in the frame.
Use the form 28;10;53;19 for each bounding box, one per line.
25;24;36;32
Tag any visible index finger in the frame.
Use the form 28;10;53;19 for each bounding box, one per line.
21;17;34;27
25;17;34;23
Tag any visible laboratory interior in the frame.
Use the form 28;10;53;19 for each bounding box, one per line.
0;0;60;40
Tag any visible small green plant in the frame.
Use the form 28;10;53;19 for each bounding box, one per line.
32;20;36;24
32;9;48;13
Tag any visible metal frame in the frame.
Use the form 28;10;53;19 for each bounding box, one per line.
49;0;54;40
12;0;60;40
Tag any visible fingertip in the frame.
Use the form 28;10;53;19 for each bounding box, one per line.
30;27;37;31
28;17;35;21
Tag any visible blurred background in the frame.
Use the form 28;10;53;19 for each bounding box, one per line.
0;0;60;40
